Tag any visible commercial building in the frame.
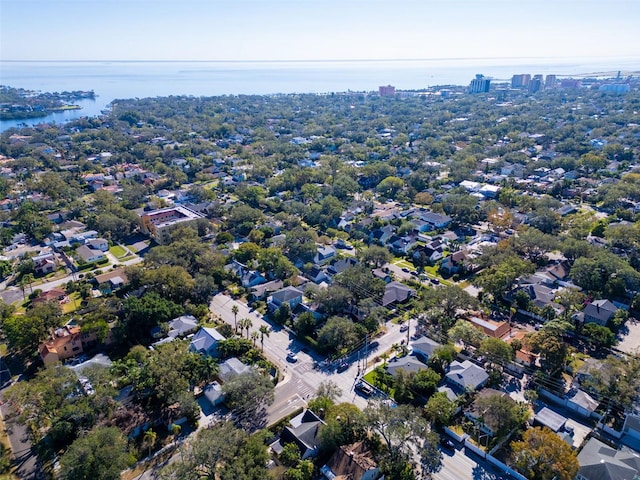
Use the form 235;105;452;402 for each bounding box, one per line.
379;85;396;96
140;206;205;245
469;74;491;94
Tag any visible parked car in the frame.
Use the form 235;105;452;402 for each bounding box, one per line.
399;324;409;332
286;352;298;363
337;362;349;373
441;438;455;451
430;278;440;285
402;267;410;273
355;382;374;397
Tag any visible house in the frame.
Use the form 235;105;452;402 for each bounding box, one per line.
467;316;510;339
75;245;105;264
579;299;617;326
93;268;129;293
439;250;469;275
534;406;567;433
419;211;452;230
370;225;396;245
576;437;640;480
225;261;267;288
445;360;489;392
33;252;58;275
31;288;69;305
326;257;358;277
411;336;441;362
85;238;109;252
372;267;392;283
382;282;415;307
321;441;381;480
188;327;225;357
272;410;325;460
388;235;418;255
567;389;599;418
411;244;443;265
385;355;427;378
305;266;331;284
39;325;101;365
203;381;225;407
250;280;284;300
268;286;304;311
218;357;251;382
314;244;337;266
165;315;199;338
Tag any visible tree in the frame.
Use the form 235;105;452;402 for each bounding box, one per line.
258;325;270;351
410;367;441;397
161;422;269;480
317;316;367;356
583;354;640;415
359;245;391;268
447;319;487;348
422;285;477;322
60;426;134;480
279;442;301;467
222;370;274;430
526;321;572;374
143;428;157;457
583;323;616;347
474;393;529;437
231;304;239;333
316;380;341;402
511;427;579;480
238;317;253;339
423;392;457;427
364;401;441;477
478;337;514;363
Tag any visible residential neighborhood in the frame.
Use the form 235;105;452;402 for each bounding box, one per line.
0;74;639;479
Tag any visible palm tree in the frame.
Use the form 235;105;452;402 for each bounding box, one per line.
251;331;259;347
143;429;157;457
259;325;270;351
243;317;253;339
231;304;239;333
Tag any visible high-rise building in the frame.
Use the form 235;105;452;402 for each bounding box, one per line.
511;74;531;88
529;75;544;93
545;75;557;88
379;85;396;97
469;74;491;94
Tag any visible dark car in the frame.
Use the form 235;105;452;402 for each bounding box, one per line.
337;362;349;373
286;352;298;363
441;438;455;450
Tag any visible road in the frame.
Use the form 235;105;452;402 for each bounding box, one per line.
209;293;408;420
0;398;44;480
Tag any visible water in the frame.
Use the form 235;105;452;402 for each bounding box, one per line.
1;57;639;132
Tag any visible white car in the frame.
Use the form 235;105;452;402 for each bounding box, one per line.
400;324;409;332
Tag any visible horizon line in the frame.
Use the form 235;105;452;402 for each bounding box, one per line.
3;54;639;64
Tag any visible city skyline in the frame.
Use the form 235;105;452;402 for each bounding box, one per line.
1;0;639;62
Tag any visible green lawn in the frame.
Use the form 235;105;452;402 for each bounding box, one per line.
62;292;81;314
109;245;128;258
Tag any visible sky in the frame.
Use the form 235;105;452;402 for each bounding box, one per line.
1;0;640;62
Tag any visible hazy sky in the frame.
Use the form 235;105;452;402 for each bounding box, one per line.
2;0;639;62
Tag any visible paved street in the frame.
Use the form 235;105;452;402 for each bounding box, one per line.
0;400;43;480
210;293;408;419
